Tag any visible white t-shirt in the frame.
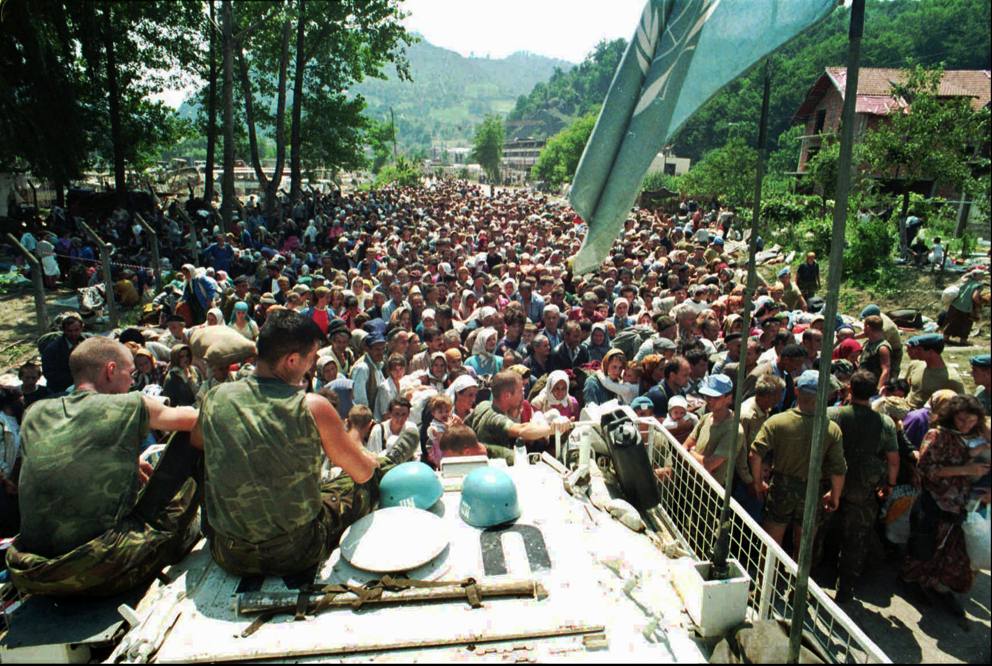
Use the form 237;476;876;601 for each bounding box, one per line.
367;420;419;458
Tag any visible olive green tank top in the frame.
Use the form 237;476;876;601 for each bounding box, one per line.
17;391;148;557
200;375;322;544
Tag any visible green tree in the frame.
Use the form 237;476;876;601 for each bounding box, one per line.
367;118;396;174
0;0;202;205
471;115;504;183
375;154;421;187
530;113;596;189
287;0;411;199
860;65;990;252
678;135;757;206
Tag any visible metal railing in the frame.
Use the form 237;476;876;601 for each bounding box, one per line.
639;417;890;664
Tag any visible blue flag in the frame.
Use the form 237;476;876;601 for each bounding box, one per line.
568;0;837;274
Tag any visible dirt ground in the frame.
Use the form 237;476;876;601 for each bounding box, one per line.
0;288;94;374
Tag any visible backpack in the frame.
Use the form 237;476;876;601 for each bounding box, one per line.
611;325;656;359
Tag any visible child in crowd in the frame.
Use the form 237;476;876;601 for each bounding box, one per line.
425;394;453;469
662;395;698;444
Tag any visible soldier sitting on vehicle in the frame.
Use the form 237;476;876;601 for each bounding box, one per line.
194;310;414;578
6;337;201;597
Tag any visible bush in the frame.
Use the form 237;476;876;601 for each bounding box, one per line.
640;170;681;193
795;214;833;261
844;215;895;284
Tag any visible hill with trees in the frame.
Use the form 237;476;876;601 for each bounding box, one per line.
353;37;573;152
511;0;990;162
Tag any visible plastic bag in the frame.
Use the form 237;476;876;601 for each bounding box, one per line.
963;508;991;571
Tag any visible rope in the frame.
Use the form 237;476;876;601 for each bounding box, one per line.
46;252;159;273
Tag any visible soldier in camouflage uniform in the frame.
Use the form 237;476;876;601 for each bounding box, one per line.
827;370;900;603
195;310;414;578
6;337;201;597
749;370;847;558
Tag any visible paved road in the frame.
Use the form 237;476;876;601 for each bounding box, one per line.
831;566;991;663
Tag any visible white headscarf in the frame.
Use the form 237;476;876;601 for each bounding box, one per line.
471;327;498;360
446;374;479;401
541;370;571;408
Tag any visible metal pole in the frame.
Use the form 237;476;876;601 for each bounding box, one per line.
6;234;49;334
135;213;164;293
709;59;772;580
79;220;119;329
788;0;864;661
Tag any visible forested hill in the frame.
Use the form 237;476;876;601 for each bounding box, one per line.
353;37;573;150
506;39;625;141
507;0;991;161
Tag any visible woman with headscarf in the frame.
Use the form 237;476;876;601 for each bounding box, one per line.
130;346;164;392
465;327;503;378
943;269;987;345
425;352;448;392
37;233;61;289
582;322;612;363
583;349;638;406
637;354;665;396
228;301;259;341
532;370;580;421
458;290;478;321
181;265;219;325
160;343;202;408
447;374;480;421
902;395;990;616
609;298;635;333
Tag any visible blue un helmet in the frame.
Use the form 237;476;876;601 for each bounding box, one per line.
379;462;443;510
459;467;521;528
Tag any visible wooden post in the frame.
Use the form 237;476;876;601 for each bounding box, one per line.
135;213;164;293
79;220;118;329
176;206;199;255
6;233;49;334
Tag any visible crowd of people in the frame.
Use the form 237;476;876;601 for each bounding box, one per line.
0;179;989;618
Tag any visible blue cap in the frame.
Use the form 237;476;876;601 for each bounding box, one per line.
860;304;881;318
970;354;991;368
631;396;654;410
907;333;944;350
363;318;387;346
777;267;791;278
796;370;821;393
713;237;724;245
699;373;734;397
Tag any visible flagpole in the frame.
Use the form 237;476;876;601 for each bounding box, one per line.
788;0;865;662
709;58;771;581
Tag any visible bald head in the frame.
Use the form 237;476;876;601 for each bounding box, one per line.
70;337;134;393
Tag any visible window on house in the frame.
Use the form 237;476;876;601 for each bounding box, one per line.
814;109;827;134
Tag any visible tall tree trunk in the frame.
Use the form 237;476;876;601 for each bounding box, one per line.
238;47;269;189
238;20;291;218
289;0;306;201
204;0;218;205
220;0;235;231
266;20;292;216
103;5;126;207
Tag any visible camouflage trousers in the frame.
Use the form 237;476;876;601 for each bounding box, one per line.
5;479;199;597
835;483;879;579
210;466;389;578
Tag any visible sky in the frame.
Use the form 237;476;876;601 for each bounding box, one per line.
401;0;644;63
154;0;645;108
